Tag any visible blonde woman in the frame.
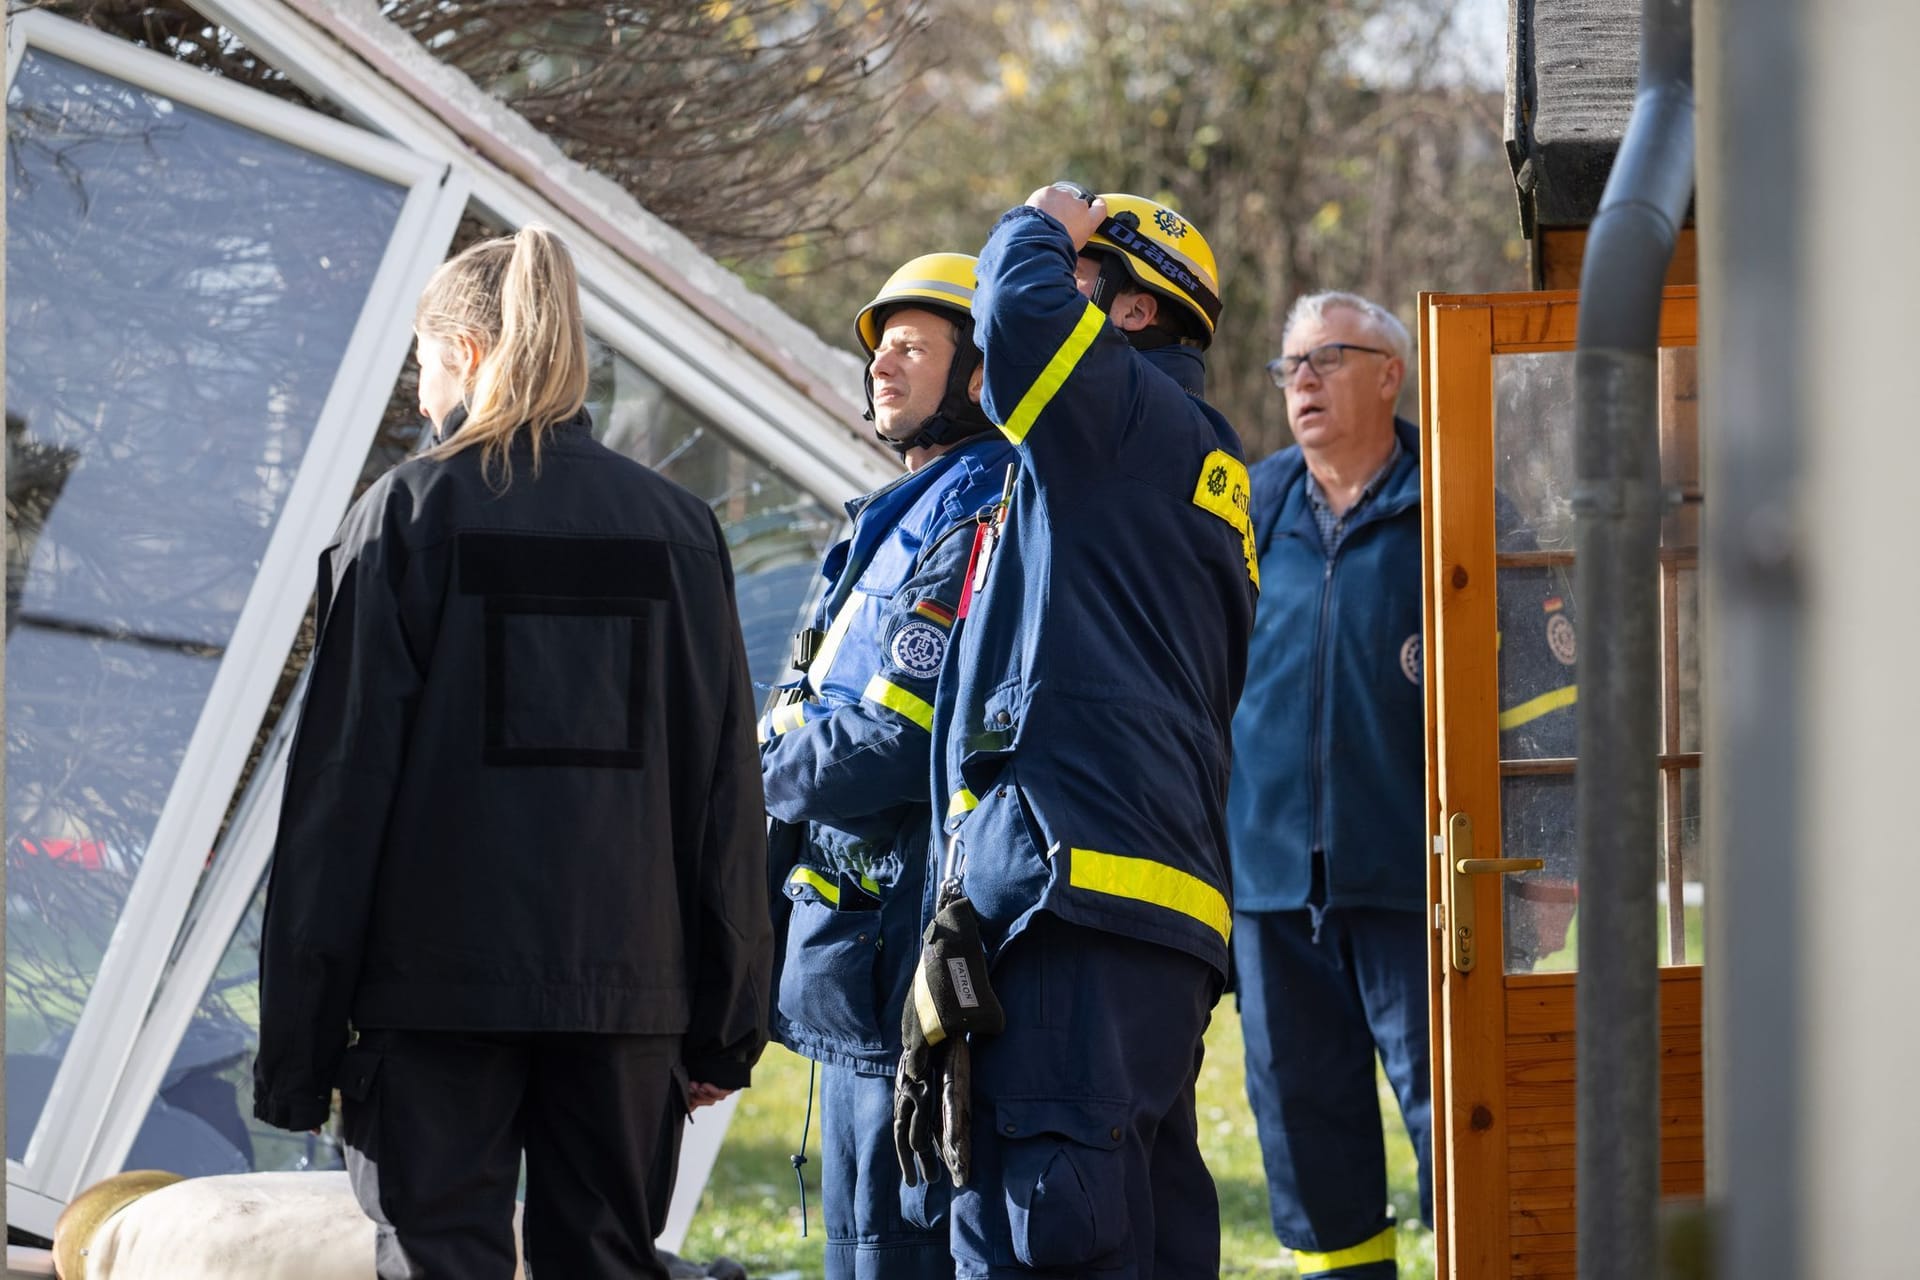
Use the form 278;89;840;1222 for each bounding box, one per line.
253;228;773;1280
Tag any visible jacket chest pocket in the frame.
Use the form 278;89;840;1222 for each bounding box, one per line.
810;530;936;697
483;596;663;768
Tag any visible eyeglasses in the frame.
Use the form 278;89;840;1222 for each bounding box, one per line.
1265;342;1392;387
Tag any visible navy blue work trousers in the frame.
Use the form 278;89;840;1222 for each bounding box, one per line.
1233;907;1433;1279
338;1028;681;1280
819;1062;952;1279
951;914;1221;1279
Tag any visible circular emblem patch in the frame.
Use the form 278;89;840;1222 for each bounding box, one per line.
1547;614;1577;666
1154;207;1188;238
1400;634;1423;685
890;620;947;678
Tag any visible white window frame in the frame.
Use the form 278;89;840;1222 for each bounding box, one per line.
5;10;473;1231
10;0;898;1238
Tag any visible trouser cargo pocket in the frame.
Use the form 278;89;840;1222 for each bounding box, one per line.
997;1095;1131;1270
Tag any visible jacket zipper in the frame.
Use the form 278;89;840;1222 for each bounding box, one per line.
1308;553;1337;862
1304;481;1419;905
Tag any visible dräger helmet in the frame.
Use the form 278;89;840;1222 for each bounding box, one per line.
854;252;994;457
1081;193;1222;349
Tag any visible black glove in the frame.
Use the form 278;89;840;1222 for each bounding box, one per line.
894;997;945;1188
939;1034;974;1186
909;891;1005;1046
893;887;1004;1187
893;996;982;1188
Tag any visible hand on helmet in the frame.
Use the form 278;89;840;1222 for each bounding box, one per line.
1026;184;1107;251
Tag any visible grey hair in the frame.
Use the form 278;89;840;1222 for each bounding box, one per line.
1281;291;1412;366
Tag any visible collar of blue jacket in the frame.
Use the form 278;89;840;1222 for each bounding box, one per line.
1252;415;1421;554
818;436;1011;610
1143;341;1207;399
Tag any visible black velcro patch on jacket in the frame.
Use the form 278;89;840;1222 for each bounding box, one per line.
457;531;676;599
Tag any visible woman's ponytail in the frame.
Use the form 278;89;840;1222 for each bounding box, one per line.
416;225;591;487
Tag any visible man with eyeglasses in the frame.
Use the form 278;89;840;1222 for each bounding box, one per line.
1226;290;1430;1279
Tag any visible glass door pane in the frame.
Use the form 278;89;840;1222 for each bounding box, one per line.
1490;346;1703;972
1492;351;1581;972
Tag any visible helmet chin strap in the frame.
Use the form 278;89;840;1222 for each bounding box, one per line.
1087;250;1132;318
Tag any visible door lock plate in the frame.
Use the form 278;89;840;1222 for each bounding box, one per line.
1446;812;1544;972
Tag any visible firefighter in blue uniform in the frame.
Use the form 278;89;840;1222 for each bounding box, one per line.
904;186;1258;1278
760;253;1016;1280
1227;291;1579;1278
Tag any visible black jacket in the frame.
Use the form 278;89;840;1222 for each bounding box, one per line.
253;413;772;1132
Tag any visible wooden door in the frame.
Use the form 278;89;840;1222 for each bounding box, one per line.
1419;290;1706;1277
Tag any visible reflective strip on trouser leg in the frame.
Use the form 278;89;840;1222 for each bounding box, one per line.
1294;1225;1397;1275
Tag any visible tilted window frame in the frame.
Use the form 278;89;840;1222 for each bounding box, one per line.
9;0;893;1238
4;9;474;1231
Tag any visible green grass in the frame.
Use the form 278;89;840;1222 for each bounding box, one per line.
683;1006;1434;1279
1528;900;1705;972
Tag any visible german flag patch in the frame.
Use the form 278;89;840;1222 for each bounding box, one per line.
1543;595;1565;614
913;599;957;628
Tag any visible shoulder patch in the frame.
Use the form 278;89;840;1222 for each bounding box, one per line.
889;619;948;678
1547;614;1577;665
1400;633;1423;685
912;598;957;629
1191;449;1260;588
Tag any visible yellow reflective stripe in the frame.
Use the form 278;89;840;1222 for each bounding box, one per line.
948;789;979;822
1001;302;1106;445
1293;1226;1397;1275
913;963;950;1045
769;702;809;736
788;866;840;907
789;866;881;905
863;675;934;732
1498;683;1578;730
807;599;862;695
1067;849;1231;943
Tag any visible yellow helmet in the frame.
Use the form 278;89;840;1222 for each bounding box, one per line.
854;252;979;355
1085;194;1222;346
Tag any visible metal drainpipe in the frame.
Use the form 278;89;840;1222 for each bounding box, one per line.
1572;0;1695;1276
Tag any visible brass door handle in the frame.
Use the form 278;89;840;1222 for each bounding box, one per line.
1455;857;1546;875
1445;815;1543;973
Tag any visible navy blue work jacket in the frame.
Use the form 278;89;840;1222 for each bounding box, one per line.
1228;420;1581;915
931;206;1260;978
1227;418;1426;913
761;436;1015;1073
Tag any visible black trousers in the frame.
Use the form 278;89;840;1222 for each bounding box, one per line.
339;1029;684;1280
